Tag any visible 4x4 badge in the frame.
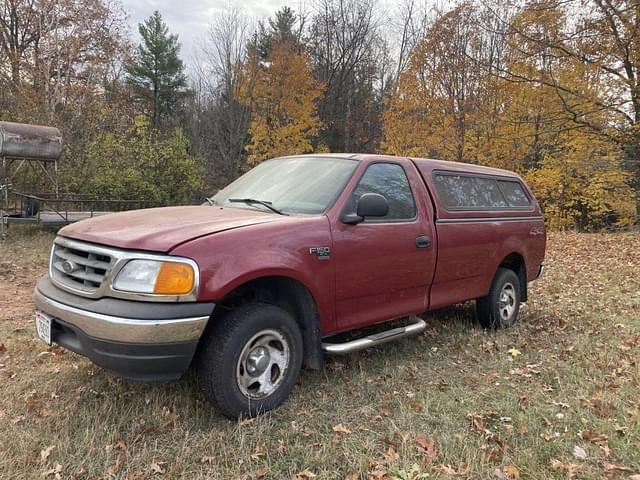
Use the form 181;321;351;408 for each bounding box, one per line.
309;246;331;260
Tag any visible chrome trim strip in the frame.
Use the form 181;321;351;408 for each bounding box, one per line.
34;289;209;344
436;216;544;224
50;236;200;303
322;316;426;354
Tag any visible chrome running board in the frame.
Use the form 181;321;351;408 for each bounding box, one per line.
322;316;427;355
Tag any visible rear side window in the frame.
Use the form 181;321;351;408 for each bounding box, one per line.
434;173;530;210
497;180;531;207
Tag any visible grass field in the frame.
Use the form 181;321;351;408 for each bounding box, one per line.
0;228;639;480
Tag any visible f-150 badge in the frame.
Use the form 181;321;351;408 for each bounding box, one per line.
309;246;331;259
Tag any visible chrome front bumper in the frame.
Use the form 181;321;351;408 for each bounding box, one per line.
33;276;215;381
34;288;209;344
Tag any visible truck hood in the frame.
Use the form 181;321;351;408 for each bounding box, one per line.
59;206;284;252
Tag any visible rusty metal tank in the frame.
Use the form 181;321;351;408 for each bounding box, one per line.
0;121;63;161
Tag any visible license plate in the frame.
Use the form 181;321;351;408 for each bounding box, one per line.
35;310;52;346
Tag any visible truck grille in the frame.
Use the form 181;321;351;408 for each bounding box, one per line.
51;240;114;294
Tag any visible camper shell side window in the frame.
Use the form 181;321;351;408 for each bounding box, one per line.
432;172;532;212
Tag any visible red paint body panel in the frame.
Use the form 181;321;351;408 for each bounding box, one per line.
327;157;437;332
56;154;546;338
171;216;337;334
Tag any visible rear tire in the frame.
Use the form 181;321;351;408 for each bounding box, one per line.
476;268;521;329
197;302;303;418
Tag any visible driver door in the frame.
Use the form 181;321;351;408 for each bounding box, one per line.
331;161;437;331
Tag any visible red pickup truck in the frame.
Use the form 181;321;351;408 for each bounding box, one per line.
34;154;546;417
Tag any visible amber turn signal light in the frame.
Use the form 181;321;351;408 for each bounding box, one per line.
153;262;195;295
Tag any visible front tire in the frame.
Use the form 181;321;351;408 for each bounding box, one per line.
197;302;303;418
476;268;521;329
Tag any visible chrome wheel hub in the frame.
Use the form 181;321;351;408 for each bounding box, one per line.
498;282;517;322
237;329;289;399
246;346;270;375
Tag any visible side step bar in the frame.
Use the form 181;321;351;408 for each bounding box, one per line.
322;316;427;355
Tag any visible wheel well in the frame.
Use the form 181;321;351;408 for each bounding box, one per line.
212;276;323;370
499;253;528;302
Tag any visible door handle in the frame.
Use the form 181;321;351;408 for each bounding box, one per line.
415;235;432;249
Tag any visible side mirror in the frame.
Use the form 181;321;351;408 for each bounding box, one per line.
342;193;389;224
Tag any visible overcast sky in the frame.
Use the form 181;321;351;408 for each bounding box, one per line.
120;0;399;67
121;0;312;65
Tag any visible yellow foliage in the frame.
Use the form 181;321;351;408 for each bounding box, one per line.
526;134;635;230
382;2;636;230
240;41;324;164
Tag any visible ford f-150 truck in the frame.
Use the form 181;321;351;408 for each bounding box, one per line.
34;154;546;417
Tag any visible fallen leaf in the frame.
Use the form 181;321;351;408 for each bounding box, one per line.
256;467;268;478
572;445;587;460
0;343;6;353
150;462;165;475
503;464;520;479
251;444;267;460
114;439;127;451
43;463;62;478
11;414;25;424
332;423;352;435
494;468;507;479
26;394;36;411
508;347;522;358
580;431;608;443
344;473;358;480
601;461;632;475
40;445;55;463
416;434;437;461
294;468;316;479
381;447;398;465
327;361;345;370
381;437;399;449
550;459;582;476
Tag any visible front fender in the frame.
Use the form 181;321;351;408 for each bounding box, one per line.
170;215;335;331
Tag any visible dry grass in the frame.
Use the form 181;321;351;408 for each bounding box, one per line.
0;228;639;480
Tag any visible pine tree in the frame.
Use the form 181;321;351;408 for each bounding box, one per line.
126;11;187;129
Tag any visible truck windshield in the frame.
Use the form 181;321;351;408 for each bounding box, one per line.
211;156;358;215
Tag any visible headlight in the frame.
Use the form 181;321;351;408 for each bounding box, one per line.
113;260;195;295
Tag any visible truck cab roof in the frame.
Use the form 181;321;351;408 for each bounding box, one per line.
278;153;522;179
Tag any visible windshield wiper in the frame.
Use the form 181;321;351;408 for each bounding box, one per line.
228;198;289;216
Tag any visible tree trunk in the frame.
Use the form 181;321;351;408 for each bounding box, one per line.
623;128;640;225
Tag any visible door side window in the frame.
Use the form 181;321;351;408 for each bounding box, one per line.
345;163;417;221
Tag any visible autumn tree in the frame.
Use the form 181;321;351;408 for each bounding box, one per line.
489;0;640;223
242;42;324;163
0;0;42;93
383;3;489;162
383;1;635;229
127;11;187;129
240;9;324;164
0;0;129;113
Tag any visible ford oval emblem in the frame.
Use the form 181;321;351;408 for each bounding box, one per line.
61;260;77;273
